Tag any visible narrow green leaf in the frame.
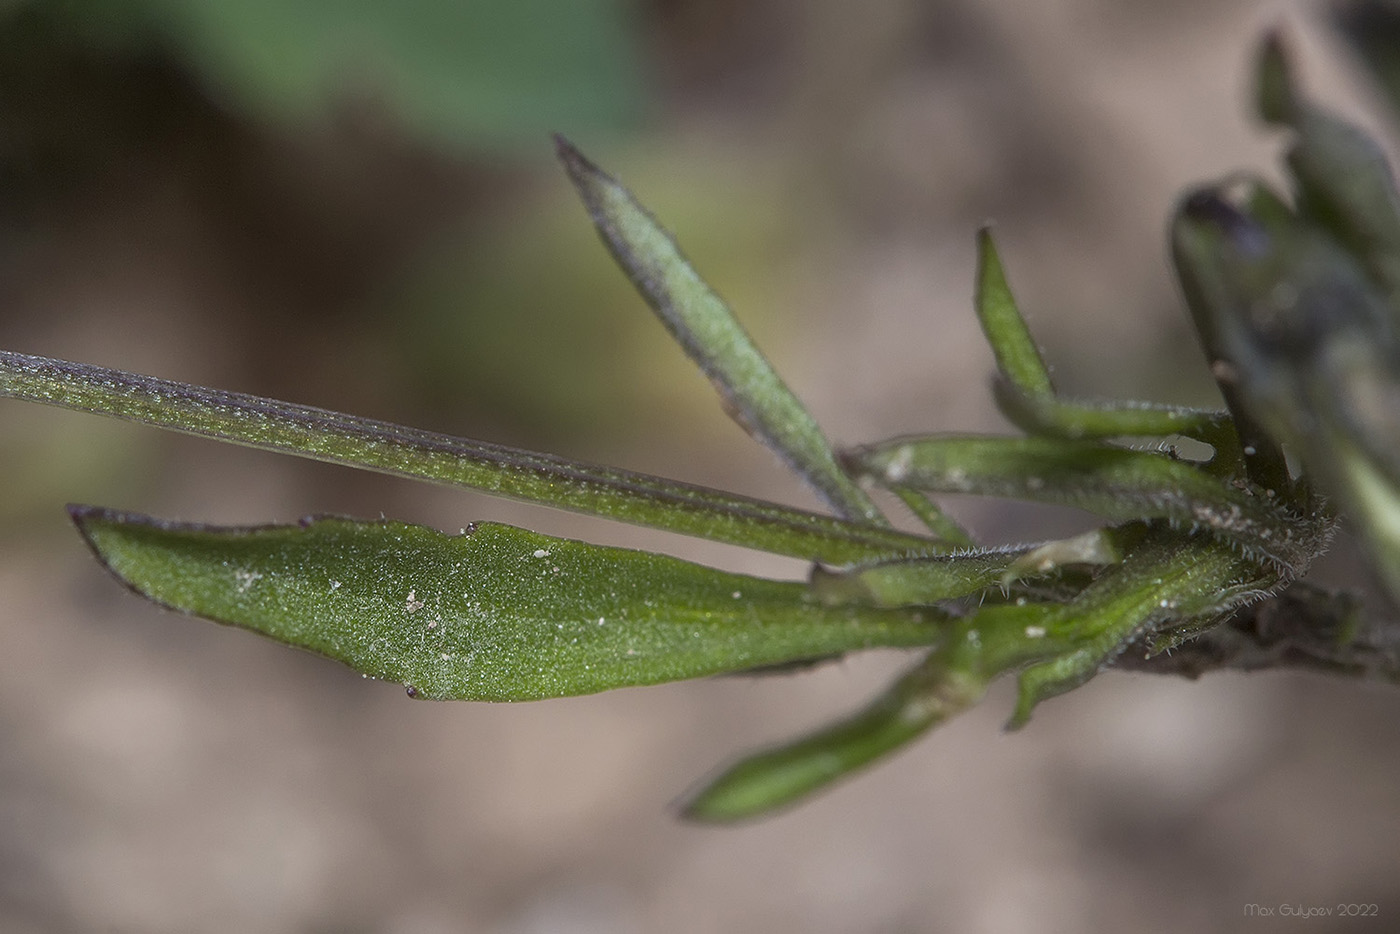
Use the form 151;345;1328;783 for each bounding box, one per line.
0;351;935;564
1171;185;1296;493
812;544;1035;608
1332;1;1400;130
847;434;1326;575
1006;526;1273;728
817;528;1125;611
1257;32;1400;303
1256;30;1299;126
813;542;1117;611
891;487;974;548
72;507;943;701
975;228;1053;399
682;650;987;822
557;138;886;525
993;381;1238;450
684;597;1068;820
977;229;1240;458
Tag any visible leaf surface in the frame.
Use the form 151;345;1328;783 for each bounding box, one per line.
0;351;934;565
558;138;886;525
72;507;943;700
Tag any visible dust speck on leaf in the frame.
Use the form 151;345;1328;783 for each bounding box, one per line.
885;445;913;483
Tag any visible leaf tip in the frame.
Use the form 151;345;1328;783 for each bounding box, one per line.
66;501;96;526
67;502;122;550
673;774;776;825
1003;699;1033;732
1256;28;1299;126
554;134;608;196
552;132;581;164
64;504;169;604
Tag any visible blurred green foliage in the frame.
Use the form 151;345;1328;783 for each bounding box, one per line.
1334;0;1400;127
18;0;646;150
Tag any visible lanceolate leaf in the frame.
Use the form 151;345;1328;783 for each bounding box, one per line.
0;351;933;565
846;434;1327;575
71;507;943;701
975;228;1053;399
684;596;1077;821
556;137;886;525
683;649;988;822
1257;32;1400;302
1171;185;1295;494
978;230;1238;455
890;488;974;547
992;384;1236;451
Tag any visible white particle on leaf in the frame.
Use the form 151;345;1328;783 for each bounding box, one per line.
533;549;550;558
732;591;742;599
329;580;341;591
405;589;425;614
1024;625;1046;638
233;569;262;593
885;445;913;483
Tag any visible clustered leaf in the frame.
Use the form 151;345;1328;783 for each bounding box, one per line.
1171;30;1400;605
0;25;1396;823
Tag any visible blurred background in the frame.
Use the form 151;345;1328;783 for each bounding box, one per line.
1;0;1398;931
